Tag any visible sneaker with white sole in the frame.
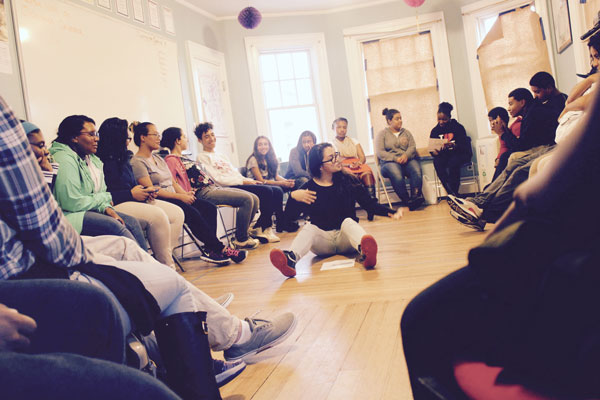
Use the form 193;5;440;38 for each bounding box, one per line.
232;237;260;250
222;246;247;263
214;293;234;308
224;312;297;361
263;227;281;243
200;250;231;266
213;359;246;387
447;194;483;220
250;227;269;244
450;210;486;231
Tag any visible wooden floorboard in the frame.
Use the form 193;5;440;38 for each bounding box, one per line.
180;202;489;400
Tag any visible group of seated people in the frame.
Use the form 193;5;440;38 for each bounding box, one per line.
447;29;598;231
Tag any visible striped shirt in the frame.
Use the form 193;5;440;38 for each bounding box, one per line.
0;96;89;279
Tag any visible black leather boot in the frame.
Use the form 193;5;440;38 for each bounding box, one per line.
154;312;222;400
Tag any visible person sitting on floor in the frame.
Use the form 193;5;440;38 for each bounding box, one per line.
195;122;284;243
332;117;376;202
375;108;424;210
284;130;317;189
429;102;472;197
130;121;247;265
269;143;403;278
49;115;147;249
160;127;260;250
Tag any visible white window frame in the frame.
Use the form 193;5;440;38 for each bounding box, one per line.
461;0;556;139
566;0;595;75
343;12;456;155
245;33;336;157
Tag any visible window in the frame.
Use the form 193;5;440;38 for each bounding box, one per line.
258;51;320;161
343;12;456;154
245;34;335;162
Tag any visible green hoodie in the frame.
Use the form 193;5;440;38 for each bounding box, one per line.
49;141;113;233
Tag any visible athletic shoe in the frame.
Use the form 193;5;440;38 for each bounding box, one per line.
200;250;231;266
449;210;486;231
263;227;281;243
232;237;260;250
447;194;483;220
250;227;269;244
222;247;247;263
276;220;300;233
213;359;246;387
214;293;234;308
270;249;297;277
223;312;297;361
408;195;425;211
357;234;378;268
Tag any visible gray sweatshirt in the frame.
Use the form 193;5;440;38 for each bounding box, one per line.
375;127;417;162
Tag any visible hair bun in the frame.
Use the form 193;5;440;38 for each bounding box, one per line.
382;108;389;116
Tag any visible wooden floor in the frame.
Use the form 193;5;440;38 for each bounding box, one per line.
181;202;489;400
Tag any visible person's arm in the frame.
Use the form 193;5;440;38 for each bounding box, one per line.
558;92;593;119
197;152;247;186
246;156;266;182
404;129;418;160
52;155;113;214
374;130;398;162
102;160;135;205
0;303;37;351
287;149;311;179
566;73;598;105
356;142;367;164
353;183;395;216
0;97;89;274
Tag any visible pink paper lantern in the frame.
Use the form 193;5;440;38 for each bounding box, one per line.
404;0;425;7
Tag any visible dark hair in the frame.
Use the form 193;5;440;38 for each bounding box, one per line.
247;136;279;179
589;32;600;74
332;117;348;129
488;107;509;125
97;117;129;163
508;88;534;103
131;121;153;147
160;127;184;150
55;115;95;147
529;71;555;89
194;122;214;140
437;102;453;117
294;130;317;171
308;143;361;197
382;108;400;122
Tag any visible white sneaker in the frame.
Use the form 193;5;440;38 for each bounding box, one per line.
232;237;260;250
250;227;269;244
263;227;281;243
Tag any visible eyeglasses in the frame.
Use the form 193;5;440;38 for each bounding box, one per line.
29;141;46;149
146;133;161;139
321;152;340;164
79;130;98;137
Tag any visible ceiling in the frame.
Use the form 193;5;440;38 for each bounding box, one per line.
176;0;396;19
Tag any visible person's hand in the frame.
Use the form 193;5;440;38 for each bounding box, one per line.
494;158;499;167
242;179;258;185
131;185;152;202
388;207;407;220
0;304;37;351
283;180;295;188
431;149;439;156
105;207;125;225
350;161;360;169
396;155;408;164
291;189;317;204
490;117;506;135
177;192;195;205
38;155;53;172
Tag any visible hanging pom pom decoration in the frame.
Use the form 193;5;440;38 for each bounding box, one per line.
238;7;262;29
403;0;425;7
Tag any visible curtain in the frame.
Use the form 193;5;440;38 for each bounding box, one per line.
477;6;552;112
363;32;439;150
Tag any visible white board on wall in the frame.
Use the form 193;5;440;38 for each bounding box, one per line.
13;0;186;141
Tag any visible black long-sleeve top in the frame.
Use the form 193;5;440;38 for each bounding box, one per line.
286;177;395;231
102;157;137;205
429;119;472;158
516;93;567;151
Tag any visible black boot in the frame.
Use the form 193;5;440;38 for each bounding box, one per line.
409;188;425;211
154;312;222;400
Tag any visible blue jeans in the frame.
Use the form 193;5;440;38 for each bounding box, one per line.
81;210;147;250
380;159;423;203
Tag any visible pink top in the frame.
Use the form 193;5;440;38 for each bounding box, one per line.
164;154;192;192
497;117;522;159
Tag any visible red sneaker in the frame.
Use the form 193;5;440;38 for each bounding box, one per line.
359;235;378;269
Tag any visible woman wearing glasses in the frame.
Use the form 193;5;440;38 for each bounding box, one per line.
130;121;247;265
269;143;404;278
49;115;147;249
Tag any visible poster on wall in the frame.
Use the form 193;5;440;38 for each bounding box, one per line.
551;0;572;53
0;0;12;74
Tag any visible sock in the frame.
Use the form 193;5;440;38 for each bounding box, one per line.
235;320;252;345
